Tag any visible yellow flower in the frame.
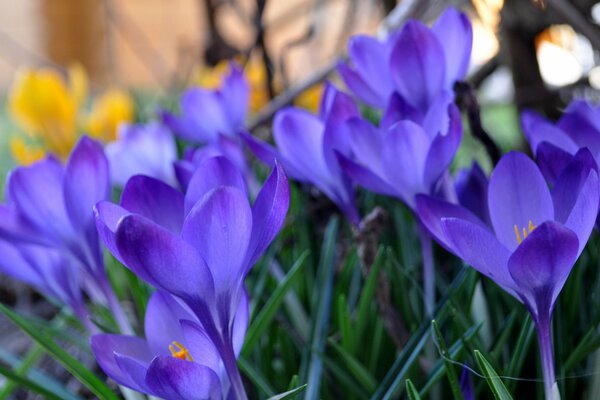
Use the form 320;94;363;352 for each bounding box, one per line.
86;88;135;143
8;65;84;158
294;84;324;113
195;60;231;89
9;136;45;166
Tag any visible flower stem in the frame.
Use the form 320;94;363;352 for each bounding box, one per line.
220;337;248;400
535;315;559;400
418;221;435;316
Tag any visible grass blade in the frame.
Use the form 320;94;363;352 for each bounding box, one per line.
474;350;513;400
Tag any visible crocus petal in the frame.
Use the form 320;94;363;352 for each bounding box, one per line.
551;149;599;255
423;104;462;190
219;63;249;129
184;156;247;215
421;90;453;139
0;240;46;291
114;355;153;394
240;132;279;167
337;63;386;108
390;20;445;111
347;35;392;102
521;110;579;156
415;194;487;251
180;88;229;142
145;356;221;400
336;152;398;197
7;157;71;238
441;217;518;297
115;214;215;305
454;162;491;226
558;102;600;155
180;320;221;372
233;290;249;356
94;201;129;263
488;152;554;251
245;162;290;268
273;108;329;184
536;142;575;185
181;187;252;292
507;221;578;317
63;137;109;233
319;82;360;124
121;175;184;234
346;117;385;176
91;334;153;391
432;7;472;87
380;93;422;130
144;291;197;356
0;205;47;245
381;120;430;207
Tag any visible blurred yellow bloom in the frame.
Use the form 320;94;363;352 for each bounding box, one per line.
9;137;45;166
196;61;230;89
8;65;83;158
86;89;135;142
294;84;324;113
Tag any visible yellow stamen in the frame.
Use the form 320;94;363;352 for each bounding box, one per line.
513;220;537;245
168;341;193;361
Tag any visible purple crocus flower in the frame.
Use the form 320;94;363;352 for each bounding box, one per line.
336;93;462;210
105;122;178;187
92;290;248;399
416;150;599;398
454;161;490;226
522;100;600;183
162;63;249;144
94;156;289;399
338;7;472;111
242;83;361;224
0;136;128;331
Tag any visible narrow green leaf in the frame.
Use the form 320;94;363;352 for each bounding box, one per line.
0;364;63;400
405;379;422;400
0;304;119;400
474;350;514;400
238;356;276;398
266;384;307;400
243;251;309;353
432;320;463;400
0;344;44;399
328;340;377;393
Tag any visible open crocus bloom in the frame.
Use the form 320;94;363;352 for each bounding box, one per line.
92;290;248;399
94;156;289;399
338;7;472;111
105;122;178;187
522;100;600;183
336;93;462;210
242;83;361;224
416;150;599;398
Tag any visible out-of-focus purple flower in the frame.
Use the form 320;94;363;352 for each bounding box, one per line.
92;290;248;399
460;365;474;400
94;156;289;399
242;83;361;224
338;7;472;111
416;150;599;397
337;94;462;210
454;161;490;226
105;122;178;187
522;100;600;183
162;63;249;144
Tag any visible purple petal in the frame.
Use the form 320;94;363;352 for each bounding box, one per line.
185;156;247;215
507;221;578;315
347;35;392;104
121;175;184;234
381;120;430;207
91;334;152;392
421;91;453;139
180;89;228;142
345;118;384;175
219;63;249;129
390;20;445;111
551;149;599;255
233;290;249;356
0;205;46;245
558;101;600;155
415;194;487;251
336;152;397;197
7;157;71;239
145;356;221;400
380;93;422;130
180;320;221;372
337;63;386;108
63;137;109;233
432;7;472;87
240;131;279;167
424;104;463;190
115;214;215;304
536;142;575;185
319;82;359;124
521;110;579;155
94;201;129;263
161;110;198;143
181;187;252;292
488;152;554;251
144;291;197;356
442;217;518;298
245;163;290;268
273;108;329;184
455;162;491;226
